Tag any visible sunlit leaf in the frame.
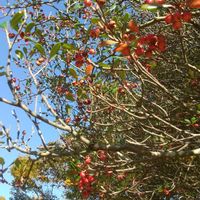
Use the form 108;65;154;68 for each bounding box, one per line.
141;4;158;12
15;50;24;59
25;22;35;33
69;68;78;79
10;11;24;31
0;22;7;29
0;157;5;165
50;43;61;59
34;43;45;56
98;62;111;70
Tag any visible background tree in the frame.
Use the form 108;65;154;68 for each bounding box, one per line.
0;0;200;199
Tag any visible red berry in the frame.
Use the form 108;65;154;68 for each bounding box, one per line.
82;191;90;198
20;32;25;39
8;33;15;39
15;85;20;91
192;123;199;128
117;174;125;180
85;156;91;165
88;175;95;182
181;12;192;22
80;171;86;178
75;116;81;123
82;177;89;184
163;188;170;196
75;60;84;67
65;118;71;124
172;21;182;30
99;153;107;161
11;78;17;83
89;28;100;38
84;0;92;7
173;12;181;21
165;14;173;24
88;48;96;55
96;0;106;7
84;99;91;105
145;50;153;58
75;53;84;61
131;83;138;88
135;46;145;56
157;35;166;52
145;0;155;4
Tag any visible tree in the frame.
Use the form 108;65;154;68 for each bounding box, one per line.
0;0;200;199
9;187;58;200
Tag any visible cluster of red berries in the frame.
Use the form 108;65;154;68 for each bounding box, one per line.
74;49;95;72
89;27;101;38
78;171;95;198
77;156;95;198
9;31;30;42
84;0;106;7
10;77;21;91
84;0;92;7
55;86;68;95
97;150;107;161
74;50;88;67
76;152;108;198
165;12;192;30
118;81;138;94
135;34;166;57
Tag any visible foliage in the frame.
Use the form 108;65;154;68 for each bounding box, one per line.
0;0;200;199
9;187;58;200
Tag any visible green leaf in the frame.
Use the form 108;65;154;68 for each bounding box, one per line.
149;61;157;69
197;104;200;110
14;158;21;167
69;68;78;79
62;43;76;50
77;88;83;98
91;18;99;24
65;92;75;101
25;22;35;33
184;119;191;124
10;11;24;31
99;62;111;70
0;21;7;29
65;105;72;114
50;43;61;59
0;72;6;77
15;50;24;59
141;4;158;12
117;70;126;80
123;13;130;22
109;4;116;11
77;88;87;99
34;43;45;56
191;117;197;124
0;157;5;165
34;28;43;38
111;86;118;94
23;47;27;55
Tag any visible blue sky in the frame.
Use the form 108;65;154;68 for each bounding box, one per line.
0;8;63;200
